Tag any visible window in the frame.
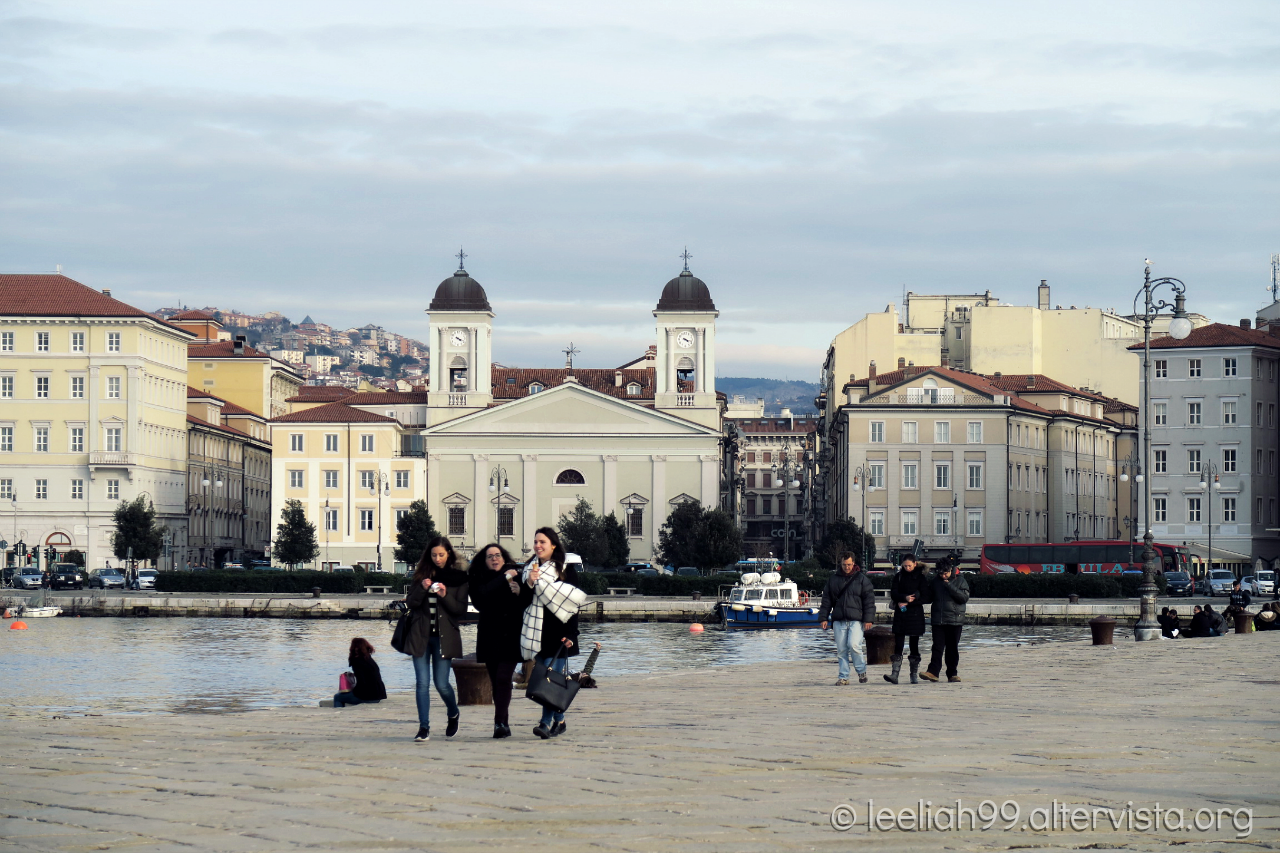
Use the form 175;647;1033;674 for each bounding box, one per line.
1272;450;1277;475
498;506;515;537
1;426;12;452
902;421;918;443
360;470;374;490
71;376;84;398
745;498;756;516
35;479;48;500
869;510;885;536
1187;401;1201;425
1186;497;1201;523
762;497;773;515
934;422;950;443
555;469;586;485
71;332;84;353
746;471;756;489
395;470;409;489
71;479;84;500
0;479;10;499
106;427;122;452
36;332;49;352
901;463;918;489
1223;448;1237;473
0;332;11;351
967;463;983;489
35;427;49;452
967;509;983;537
869;421;885;443
0;376;11;398
1223;357;1237;377
107;376;121;398
36;376;49;398
967;422;983;443
868;463;884;489
290;434;304;452
762;451;772;464
324;470;339;489
1222;497;1236;523
627;508;644;536
901;510;918;536
1222;400;1236;425
325;508;339;531
1153;402;1167;426
1258;448;1265;473
1188;358;1201;377
289;470;304;488
107;479;120;500
1258;402;1265;426
528;383;544;394
360;509;374;531
746;452;755;464
107;332;121;353
934;510;951;536
1153;497;1167;523
1270;404;1276;427
1154;359;1167;378
1187;448;1200;474
70;427;84;452
325;434;339;453
448;506;466;536
360;434;374;453
626;383;641;396
934;462;950;489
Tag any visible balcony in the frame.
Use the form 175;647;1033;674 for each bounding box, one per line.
872;391;993;406
90;451;137;481
448;393;469;407
676;394;696;407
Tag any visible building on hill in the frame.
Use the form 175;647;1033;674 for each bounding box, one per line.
170;309;231;344
1;274;194;570
187;335;304;419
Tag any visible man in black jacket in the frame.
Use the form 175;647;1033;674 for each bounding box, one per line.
920;560;971;683
818;553;876;685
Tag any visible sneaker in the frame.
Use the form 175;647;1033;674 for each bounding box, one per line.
414;727;430;742
446;715;460;739
857;673;868;684
920;672;940;682
533;724;552;740
948;675;963;683
553;721;566;737
835;678;848;686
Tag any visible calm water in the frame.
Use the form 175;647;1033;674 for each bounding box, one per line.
1;618;1091;716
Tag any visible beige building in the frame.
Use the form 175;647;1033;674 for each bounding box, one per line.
724;405;819;562
186;336;304;420
1;274;193;570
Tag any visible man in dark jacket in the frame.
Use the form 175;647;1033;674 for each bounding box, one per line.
921;560;970;683
818;552;876;685
1186;605;1211;637
1225;580;1252;625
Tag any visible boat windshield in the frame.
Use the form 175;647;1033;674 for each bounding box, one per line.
744;590;763;601
730;589;744;601
778;588;794;600
765;589;779;601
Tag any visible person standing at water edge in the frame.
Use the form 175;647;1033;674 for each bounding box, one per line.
885;556;927;684
332;638;387;708
921;559;970;683
818;553;876;685
468;543;532;739
522;527;587;739
405;537;469;742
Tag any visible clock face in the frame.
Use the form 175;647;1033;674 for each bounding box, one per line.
450;330;468;347
676;330;695;349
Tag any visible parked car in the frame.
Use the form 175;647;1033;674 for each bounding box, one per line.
1241;576;1256;595
131;569;158;590
1205;569;1236;597
248;560;272;570
331;566;356;574
635;567;659;578
13;569;44;590
88;568;126;589
623;562;651;573
222;561;244;571
715;568;741;577
1164;571;1195;597
51;566;84;590
1253;570;1276;596
675;567;701;578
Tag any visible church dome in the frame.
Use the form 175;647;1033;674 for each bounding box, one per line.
429;269;492;312
656;269;716;312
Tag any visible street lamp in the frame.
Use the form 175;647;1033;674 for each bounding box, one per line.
324;497;331;570
368;472;391;572
1118;451;1143;563
772;446;803;563
1197;463;1221;575
850;464;876;570
200;475;223;569
1132;260;1192;641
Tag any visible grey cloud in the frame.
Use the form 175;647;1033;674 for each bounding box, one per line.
0;16;173;56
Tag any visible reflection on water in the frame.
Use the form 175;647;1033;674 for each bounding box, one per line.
1;618;1089;716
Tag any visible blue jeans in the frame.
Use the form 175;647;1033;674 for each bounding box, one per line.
412;636;459;729
537;655;568;727
833;620;867;679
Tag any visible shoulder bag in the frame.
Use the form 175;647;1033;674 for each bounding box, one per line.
525;645;580;712
389;601;414;655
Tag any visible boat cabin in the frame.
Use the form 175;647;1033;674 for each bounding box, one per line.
728;572;801;606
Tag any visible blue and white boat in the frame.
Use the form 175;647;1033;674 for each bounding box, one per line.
719;572;821;629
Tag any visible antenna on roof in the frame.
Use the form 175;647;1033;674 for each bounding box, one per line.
1271;253;1279;303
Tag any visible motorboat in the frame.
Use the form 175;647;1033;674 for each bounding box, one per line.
718;572;821;628
18;590;62;618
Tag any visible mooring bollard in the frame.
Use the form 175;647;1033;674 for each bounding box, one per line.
865;625;895;664
1233;610;1253;634
452;654;493;705
312;587;321;599
1089;615;1116;645
691;591;702;601
1068;593;1080;604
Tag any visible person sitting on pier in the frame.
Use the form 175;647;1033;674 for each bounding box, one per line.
1158;607;1181;639
1253;603;1279;631
333;637;387;708
1224;580;1252;621
1204;604;1226;637
1186;605;1211;638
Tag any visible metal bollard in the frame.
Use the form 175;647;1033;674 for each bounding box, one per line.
1089;615;1116;645
864;625;895;664
312;587;321;599
1232;610;1253;634
1068;593;1080;604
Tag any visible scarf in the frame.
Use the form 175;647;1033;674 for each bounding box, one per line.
520;558;588;661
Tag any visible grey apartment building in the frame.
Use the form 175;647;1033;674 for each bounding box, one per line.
1133;322;1280;573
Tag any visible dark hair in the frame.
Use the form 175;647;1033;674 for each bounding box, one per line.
533;526;566;569
348;637;374;664
413;536;458;582
838;551;856;564
470;543;516;573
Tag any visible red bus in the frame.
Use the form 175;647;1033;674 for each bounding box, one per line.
979;540;1193;576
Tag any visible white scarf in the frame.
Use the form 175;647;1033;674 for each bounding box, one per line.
520;558;587;661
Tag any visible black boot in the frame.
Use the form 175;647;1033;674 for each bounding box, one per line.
883;654;902;684
908;654;921;684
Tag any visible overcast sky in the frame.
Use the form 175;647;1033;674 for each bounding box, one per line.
2;1;1277;379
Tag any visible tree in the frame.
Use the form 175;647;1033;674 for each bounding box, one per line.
602;512;629;568
62;549;86;567
274;499;319;569
657;501;743;569
112;497;163;563
558;498;610;567
357;364;384;378
819;516;875;570
394;500;439;567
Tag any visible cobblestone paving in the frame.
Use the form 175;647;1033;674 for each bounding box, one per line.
2;635;1277;852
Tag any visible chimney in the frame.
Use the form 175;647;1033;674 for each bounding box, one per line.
897;357;906;369
1270;323;1280;338
1240;319;1251;330
1026;376;1035;389
941;352;950;368
102;289;111;297
1037;280;1049;311
868;361;877;380
233;334;246;355
615;369;623;387
994;371;1002;379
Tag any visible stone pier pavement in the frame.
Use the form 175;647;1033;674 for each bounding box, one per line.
2;634;1277;852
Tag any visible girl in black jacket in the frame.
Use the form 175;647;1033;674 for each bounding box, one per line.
468;543;533;739
885;557;928;684
333;637;388;707
405;537;470;742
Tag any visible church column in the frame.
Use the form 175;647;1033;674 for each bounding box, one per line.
435;328;445;392
126;366;141;454
472;454;488;547
469;329;477;392
522;454;538;555
700;454;718;506
666;330;677;393
651;455;666;557
603;455;618;516
695;328;705;393
427;453;441;531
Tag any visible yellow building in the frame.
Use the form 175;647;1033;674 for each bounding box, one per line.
186;336;304;420
1;274;193;570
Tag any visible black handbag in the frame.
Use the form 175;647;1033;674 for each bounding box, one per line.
525;646;580;712
389;604;413;655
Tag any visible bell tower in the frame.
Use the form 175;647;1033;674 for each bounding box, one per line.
653;251;719;428
426;251;494;426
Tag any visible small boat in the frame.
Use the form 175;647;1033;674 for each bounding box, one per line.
719;572;821;629
19;590;62;618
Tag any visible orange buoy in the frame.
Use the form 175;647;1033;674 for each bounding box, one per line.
689;623;704;633
10;621;29;630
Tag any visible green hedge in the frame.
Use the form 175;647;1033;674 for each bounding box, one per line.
156;571;407;594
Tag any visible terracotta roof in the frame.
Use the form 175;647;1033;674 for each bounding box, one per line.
1126;322;1280;351
492;367;679;400
171;309;218;321
0;274;193;335
342;391;432;405
186;386;262;418
186;413;251;438
985;374;1113;404
285;385;357;403
189;340;273;358
270;402;399;424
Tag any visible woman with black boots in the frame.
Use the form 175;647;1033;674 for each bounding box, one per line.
468;543;532;739
884;556;928;684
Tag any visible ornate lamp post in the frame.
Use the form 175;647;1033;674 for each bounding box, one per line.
1132;260;1193;641
850;464;876;570
772;446;802;563
1118;451;1143;564
1197;463;1221;575
368;472;390;572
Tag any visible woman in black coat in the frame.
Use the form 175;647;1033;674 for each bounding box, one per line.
468;543;533;739
884;556;928;684
404;537;470;743
333;637;388;707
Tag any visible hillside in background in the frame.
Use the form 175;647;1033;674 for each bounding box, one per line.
716;378;819;415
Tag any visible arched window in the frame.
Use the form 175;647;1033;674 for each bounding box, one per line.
528;383;544;394
555;469;585;485
626;383;642;396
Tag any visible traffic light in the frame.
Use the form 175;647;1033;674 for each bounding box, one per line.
46;547;58;564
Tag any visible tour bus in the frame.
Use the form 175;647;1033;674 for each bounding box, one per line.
979;540;1193;576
